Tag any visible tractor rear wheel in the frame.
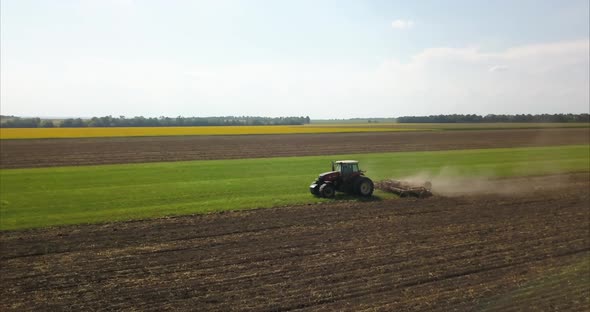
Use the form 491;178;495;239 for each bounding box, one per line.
319;184;336;198
355;177;374;196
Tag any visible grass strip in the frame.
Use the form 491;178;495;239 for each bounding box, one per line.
1;145;588;230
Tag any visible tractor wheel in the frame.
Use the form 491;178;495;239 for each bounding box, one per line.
355;177;374;197
319;184;336;198
310;184;320;196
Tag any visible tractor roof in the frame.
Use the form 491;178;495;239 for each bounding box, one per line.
335;160;358;164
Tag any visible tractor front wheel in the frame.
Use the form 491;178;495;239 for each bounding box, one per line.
355;177;374;197
319;184;336;198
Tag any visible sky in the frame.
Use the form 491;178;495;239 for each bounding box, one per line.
1;0;589;119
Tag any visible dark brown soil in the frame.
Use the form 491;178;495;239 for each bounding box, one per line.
1;128;588;168
2;173;588;311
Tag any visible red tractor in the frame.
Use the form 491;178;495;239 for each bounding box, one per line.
309;160;374;198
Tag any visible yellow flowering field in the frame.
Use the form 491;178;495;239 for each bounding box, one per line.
0;125;419;139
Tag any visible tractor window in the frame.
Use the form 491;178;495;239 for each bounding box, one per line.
336;163;359;175
341;164;352;175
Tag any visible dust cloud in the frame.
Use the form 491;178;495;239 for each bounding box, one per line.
396;167;570;197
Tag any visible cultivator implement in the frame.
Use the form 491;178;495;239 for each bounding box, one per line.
376;180;433;198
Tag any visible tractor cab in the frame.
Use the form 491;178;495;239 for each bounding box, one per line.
332;160;360;177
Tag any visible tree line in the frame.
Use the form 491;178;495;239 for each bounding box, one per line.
1;113;588;128
0;115;312;128
396;114;589;123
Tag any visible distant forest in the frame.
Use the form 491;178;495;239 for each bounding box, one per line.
0;114;588;128
396;114;589;123
0;116;311;128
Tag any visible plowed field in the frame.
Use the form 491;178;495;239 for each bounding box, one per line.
1;128;588;168
2;173;588;311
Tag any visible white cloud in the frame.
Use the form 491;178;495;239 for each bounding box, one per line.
81;0;135;8
391;19;414;30
373;39;589;114
488;65;509;72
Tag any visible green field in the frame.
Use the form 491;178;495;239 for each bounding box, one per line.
1;145;588;230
